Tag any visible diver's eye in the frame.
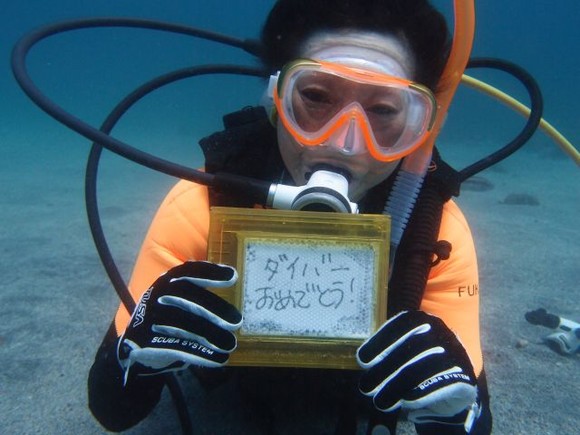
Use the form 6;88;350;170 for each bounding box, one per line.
300;87;332;105
366;104;400;117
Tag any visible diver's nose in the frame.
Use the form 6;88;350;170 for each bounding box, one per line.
332;116;366;156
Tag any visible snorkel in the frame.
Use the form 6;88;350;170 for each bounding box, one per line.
384;0;475;265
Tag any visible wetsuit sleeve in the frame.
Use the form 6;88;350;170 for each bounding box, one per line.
418;201;493;433
88;180;210;431
114;180;210;336
88;323;165;432
420;200;483;375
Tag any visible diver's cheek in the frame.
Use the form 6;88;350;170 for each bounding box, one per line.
349;178;379;202
348;160;399;201
277;126;308;185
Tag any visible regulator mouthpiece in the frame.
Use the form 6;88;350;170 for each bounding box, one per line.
267;166;358;213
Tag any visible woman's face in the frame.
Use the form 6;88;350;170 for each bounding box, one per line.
277;31;416;201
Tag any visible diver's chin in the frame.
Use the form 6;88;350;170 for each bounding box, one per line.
348;185;365;202
305;164;351;182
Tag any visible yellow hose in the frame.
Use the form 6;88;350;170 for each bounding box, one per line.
461;74;580;166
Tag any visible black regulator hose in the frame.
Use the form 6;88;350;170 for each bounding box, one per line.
11;16;271;307
11;18;267;435
10;17;268;190
459;57;543;180
85;64;266;313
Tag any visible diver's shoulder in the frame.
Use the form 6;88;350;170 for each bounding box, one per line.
441;199;472;235
163;178;209;204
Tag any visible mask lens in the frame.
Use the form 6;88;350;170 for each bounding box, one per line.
276;61;436;161
290;70;351;132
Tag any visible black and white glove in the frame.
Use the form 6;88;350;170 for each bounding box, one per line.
117;261;242;383
357;311;481;432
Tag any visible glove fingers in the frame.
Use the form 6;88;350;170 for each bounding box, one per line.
165;261;238;288
363;349;450;411
359;329;446;393
357;311;432;366
119;262;242;378
159;280;243;329
356;310;479;425
151;303;238;352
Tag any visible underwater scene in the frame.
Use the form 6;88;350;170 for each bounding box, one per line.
1;0;578;433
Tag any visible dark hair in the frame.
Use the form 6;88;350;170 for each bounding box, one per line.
260;0;450;91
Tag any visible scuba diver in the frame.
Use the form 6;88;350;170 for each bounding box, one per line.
84;0;492;433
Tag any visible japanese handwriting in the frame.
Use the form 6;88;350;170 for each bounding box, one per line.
242;239;376;338
251;253;355;311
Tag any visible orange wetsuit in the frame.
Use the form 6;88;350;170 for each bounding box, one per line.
114;179;483;376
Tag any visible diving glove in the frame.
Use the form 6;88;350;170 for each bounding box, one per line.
117;261;242;383
357;311;480;432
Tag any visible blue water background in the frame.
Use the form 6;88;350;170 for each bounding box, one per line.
2;0;579;174
1;1;578;433
3;1;579;163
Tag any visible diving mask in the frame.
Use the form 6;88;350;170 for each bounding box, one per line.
268;59;437;162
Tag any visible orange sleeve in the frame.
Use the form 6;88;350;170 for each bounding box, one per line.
420;200;483;375
114;180;210;336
